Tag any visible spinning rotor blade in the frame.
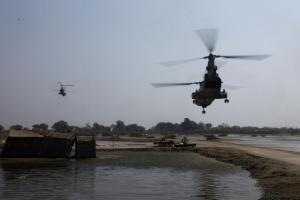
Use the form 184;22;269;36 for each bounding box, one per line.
217;54;271;60
151;82;201;88
159;57;203;67
215;60;227;69
195;28;218;53
58;82;74;87
223;84;242;90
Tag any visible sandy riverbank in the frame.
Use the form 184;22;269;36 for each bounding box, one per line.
96;141;154;150
97;139;300;199
196;141;300;200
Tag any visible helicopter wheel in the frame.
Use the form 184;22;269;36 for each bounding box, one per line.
224;99;229;103
202;108;206;114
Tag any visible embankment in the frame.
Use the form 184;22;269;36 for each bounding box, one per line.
197;141;300;200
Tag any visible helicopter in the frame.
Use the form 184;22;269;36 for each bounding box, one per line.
152;29;270;114
54;82;74;97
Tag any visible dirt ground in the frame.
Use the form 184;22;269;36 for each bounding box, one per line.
196;141;300;200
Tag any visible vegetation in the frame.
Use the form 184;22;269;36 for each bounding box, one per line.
0;125;4;133
92;123;111;134
32;123;48;132
148;118;209;135
52;120;71;133
126;124;145;134
4;118;300;136
10;124;23;130
148;120;300;136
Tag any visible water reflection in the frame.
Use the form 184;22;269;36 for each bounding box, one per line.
196;173;218;199
0;159;96;200
0;152;261;200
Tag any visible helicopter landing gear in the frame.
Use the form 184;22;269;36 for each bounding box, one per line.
224;99;229;103
202;108;206;114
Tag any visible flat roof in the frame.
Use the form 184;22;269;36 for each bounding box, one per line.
8;130;44;138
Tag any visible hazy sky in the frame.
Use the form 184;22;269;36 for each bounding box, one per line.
1;0;300;128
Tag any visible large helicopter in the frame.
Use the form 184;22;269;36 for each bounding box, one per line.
152;29;270;114
54;82;74;97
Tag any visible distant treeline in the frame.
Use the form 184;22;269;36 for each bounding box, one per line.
1;118;300;136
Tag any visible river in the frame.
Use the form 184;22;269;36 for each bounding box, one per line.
0;151;261;200
220;134;300;153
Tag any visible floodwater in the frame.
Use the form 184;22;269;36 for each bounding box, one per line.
221;134;300;153
0;152;261;200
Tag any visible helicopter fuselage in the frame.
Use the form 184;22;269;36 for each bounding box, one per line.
59;88;66;96
192;87;227;108
191;54;228;112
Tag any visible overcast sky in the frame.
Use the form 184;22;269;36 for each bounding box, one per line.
1;0;300;128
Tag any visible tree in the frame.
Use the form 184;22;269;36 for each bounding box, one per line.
218;123;229;129
32;123;49;132
154;122;176;133
10;124;23;130
197;122;205;131
126;124;145;133
85;123;92;129
0;125;4;133
92;123;111;134
78;123;93;135
205;123;212;130
39;123;48;131
69;126;81;134
112;120;126;133
180;118;198;132
52;120;70;133
32;124;40;132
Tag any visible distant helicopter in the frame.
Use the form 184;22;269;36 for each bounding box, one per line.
152;29;270;114
54;82;74;97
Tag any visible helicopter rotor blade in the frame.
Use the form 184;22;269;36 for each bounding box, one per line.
223;84;242;90
217;54;271;60
151;82;201;88
159;57;203;67
215;60;227;69
195;28;218;53
61;84;74;87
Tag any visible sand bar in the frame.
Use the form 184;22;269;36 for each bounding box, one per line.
196;140;300;167
196;140;300;200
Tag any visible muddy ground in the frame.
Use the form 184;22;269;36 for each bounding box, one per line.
198;147;300;200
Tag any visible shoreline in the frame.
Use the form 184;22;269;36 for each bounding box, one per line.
97;140;300;200
197;146;300;200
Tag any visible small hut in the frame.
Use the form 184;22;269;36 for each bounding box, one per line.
1;130;75;158
1;130;44;158
1;130;96;158
75;136;96;158
39;132;75;158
